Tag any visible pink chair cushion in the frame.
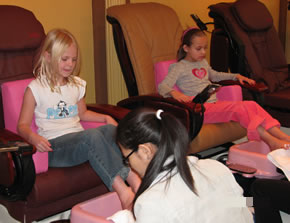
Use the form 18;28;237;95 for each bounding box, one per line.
1;78;48;174
1;78;106;174
71;192;122;223
216;85;242;101
154;59;181;92
154;60;243;101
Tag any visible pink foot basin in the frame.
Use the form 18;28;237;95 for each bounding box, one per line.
70;192;122;223
227;140;283;179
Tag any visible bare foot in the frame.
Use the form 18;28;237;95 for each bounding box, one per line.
112;175;136;210
119;187;135;210
267;127;290;143
281;135;290;143
268;139;290;151
126;170;141;193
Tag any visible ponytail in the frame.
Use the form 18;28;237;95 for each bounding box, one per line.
116;108;196;215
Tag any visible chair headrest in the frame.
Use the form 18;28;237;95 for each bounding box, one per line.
0;5;45;50
107;3;183;95
232;0;273;32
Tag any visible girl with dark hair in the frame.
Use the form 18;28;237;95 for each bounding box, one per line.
158;28;290;151
113;108;253;223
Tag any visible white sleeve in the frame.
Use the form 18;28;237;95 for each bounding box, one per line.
74;76;86;100
107;210;135;223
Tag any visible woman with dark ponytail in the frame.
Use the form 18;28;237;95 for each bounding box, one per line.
112;108;253;223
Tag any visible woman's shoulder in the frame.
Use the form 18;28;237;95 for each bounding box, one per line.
188;156;232;176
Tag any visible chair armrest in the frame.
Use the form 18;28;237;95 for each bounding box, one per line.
117;93;202;113
0;129;35;154
0;129;36;201
87;104;130;121
215;80;268;93
117;94;204;140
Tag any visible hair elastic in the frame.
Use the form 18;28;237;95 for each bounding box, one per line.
156;109;164;120
181;26;199;41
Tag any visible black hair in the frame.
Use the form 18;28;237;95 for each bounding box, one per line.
177;28;206;61
116;108;196;214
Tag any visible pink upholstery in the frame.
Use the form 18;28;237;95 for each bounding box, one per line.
227;141;283;179
1;78;105;174
154;59;181;92
1;78;48;173
154;60;243;101
216;85;242;101
70;192;122;223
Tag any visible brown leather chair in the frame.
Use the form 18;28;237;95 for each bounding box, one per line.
209;0;290;127
105;2;262;154
0;5;128;222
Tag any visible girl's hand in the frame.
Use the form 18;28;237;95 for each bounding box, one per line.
236;74;256;85
105;115;118;126
170;90;192;103
29;133;53;152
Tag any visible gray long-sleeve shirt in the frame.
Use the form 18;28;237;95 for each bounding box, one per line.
158;59;238;103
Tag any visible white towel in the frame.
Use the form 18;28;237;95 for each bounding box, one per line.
267;149;290;181
107;210;135;223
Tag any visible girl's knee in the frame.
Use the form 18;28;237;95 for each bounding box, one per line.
98;124;116;134
243;100;261;109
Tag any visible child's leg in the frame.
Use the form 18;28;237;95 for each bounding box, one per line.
257;126;290;150
204;101;263;140
126;169;141;193
49;125;137;208
204;100;289;149
112;170;141;209
112;175;135;210
267;126;290;142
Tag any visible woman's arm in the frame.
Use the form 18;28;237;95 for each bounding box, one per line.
17;87;52;152
77;98;118;126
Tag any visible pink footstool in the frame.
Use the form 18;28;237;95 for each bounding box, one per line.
70;192;122;223
227;140;284;179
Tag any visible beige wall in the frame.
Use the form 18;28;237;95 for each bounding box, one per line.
0;0;96;103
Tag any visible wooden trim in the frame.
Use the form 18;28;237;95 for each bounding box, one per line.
279;0;287;50
92;0;108;103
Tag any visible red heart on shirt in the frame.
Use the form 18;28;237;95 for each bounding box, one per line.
192;68;207;79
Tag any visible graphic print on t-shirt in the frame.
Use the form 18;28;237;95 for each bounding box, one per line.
46;100;78;119
192;68;207;79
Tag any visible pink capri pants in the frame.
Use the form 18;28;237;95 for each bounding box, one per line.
203;101;280;141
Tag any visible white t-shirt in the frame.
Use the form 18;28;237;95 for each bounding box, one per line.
28;76;86;140
133;156;253;223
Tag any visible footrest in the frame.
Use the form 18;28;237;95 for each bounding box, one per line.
71;192;122;223
227;141;283;179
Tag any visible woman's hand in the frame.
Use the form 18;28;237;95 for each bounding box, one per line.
29;133;53;152
170;90;192;103
236;74;256;85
